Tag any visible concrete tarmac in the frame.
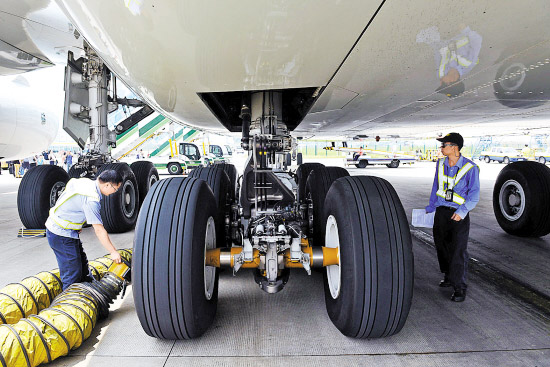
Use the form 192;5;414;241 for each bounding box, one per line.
0;160;549;367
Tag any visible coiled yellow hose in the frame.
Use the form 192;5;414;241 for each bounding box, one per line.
0;250;132;367
0;249;132;326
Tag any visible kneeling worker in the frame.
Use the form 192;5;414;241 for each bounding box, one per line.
46;170;123;290
425;133;479;302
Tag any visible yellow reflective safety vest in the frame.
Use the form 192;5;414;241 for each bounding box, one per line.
49;178;100;231
435;159;474;205
438;36;476;78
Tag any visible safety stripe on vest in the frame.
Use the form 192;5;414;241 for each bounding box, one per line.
436;159;475;205
49;179;100;230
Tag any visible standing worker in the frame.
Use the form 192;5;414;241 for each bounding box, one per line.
425;133;480;302
46;170;123;290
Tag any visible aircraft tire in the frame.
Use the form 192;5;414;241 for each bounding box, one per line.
97;163;139;233
323;176;414;338
68;165;92;179
133;177;218;339
188;166;231;248
296;163;325;204
305;166;349;247
212;163;237;201
130;161;159;207
493;161;550;237
17;165;69;229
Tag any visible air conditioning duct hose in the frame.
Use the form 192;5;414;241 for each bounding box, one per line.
0;252;132;367
0;249;132;326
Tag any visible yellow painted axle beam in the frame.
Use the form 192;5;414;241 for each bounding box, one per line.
205;241;339;269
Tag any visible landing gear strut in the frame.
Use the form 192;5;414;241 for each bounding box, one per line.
133;90;414;339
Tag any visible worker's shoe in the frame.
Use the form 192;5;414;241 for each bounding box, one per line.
451;289;466;302
439;274;451;287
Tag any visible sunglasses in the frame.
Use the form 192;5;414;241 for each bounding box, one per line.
440;143;457;148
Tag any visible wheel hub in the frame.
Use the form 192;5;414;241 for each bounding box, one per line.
204;217;216;300
499;179;525;221
325;215;341;299
121;180;136;218
49;182;66;207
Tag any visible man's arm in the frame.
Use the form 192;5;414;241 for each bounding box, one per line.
426;162;439;213
453;166;480;220
92;224;122;263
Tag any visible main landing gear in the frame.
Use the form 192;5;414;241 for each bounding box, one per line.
17;45;158;233
133;90;414;339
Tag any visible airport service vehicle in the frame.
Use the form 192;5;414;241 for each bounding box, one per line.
536;150;550;164
209;144;233;161
324;143;415;168
346;154;415;168
151;142;227;175
480;147;527;164
345;150;415;168
4;0;550;340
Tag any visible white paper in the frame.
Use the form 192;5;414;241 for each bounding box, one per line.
412;209;435;228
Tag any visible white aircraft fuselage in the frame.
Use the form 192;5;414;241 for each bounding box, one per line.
53;0;550;137
0;1;82;160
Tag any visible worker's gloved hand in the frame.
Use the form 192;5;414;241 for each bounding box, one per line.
111;250;122;264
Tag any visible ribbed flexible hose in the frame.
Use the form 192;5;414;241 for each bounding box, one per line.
0;254;132;367
0;249;132;326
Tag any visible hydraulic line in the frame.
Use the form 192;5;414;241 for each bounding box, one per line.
0;249;132;326
0;254;132;367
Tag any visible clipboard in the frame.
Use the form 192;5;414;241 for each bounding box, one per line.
412;209;435;228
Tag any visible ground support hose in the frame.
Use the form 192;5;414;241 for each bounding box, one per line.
0;249;132;326
0;256;132;367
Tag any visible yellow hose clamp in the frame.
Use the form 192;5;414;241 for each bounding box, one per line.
107;258;132;282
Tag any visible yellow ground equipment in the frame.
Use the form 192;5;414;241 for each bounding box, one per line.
0;249;132;367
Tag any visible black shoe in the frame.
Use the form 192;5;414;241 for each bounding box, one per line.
439;275;451;287
451;289;466;302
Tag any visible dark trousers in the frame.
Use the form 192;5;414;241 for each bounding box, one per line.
433;206;470;290
46;229;92;290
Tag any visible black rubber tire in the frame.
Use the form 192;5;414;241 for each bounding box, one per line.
213;163;237;201
188;166;231;248
493;57;550;109
484;156;490;163
323;176;414;338
130;161;159;207
297;153;303;166
503;157;510;164
133;177;218;339
493;161;550;237
355;160;368;169
17;165;69;229
305;166;349;247
68;166;92;179
167;162;183;175
539;157;546;164
296;163;325;203
97;163;139;233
